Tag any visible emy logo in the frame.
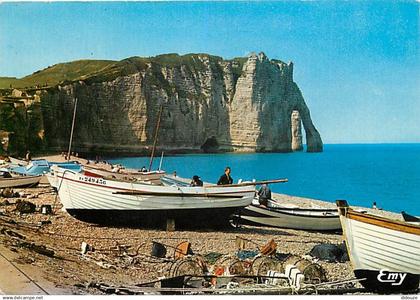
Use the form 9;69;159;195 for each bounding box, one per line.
377;269;407;286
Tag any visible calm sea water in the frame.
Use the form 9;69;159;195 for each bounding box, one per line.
108;144;420;215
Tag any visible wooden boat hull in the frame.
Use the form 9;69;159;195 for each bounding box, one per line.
336;200;420;293
234;202;341;231
0;175;41;188
55;168;255;228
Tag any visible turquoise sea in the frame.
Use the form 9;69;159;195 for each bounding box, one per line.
108;144;420;215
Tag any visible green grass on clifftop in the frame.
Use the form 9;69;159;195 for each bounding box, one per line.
0;60;116;89
0;53;258;90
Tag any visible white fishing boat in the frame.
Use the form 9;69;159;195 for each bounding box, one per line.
233;198;341;231
0;172;42;189
46;165;63;189
9;157;28;166
83;164;165;184
54;167;256;228
336;200;420;293
401;211;420;225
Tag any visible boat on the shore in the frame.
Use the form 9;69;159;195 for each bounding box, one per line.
53;167;256;228
402;211;420;224
8;157;28;166
232;198;341;231
0;171;42;188
336;200;420;293
83;164;165;184
11;159;82;184
11;159;82;176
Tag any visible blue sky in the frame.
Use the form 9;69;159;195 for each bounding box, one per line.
0;1;418;143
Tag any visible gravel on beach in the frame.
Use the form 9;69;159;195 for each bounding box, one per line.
0;154;405;294
0;182;403;295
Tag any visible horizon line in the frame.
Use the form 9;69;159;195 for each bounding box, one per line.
311;142;420;145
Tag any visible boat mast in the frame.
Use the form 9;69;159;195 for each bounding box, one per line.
158;151;164;171
67;98;78;162
148;104;163;171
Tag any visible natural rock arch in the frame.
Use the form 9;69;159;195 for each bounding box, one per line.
291;110;303;151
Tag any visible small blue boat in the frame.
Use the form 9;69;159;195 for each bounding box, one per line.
10;159;82;181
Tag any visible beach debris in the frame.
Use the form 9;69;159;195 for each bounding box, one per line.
95;260;117;270
15;200;36;214
284;265;305;290
260;239;277;256
283;255;327;283
150;240;194;259
110;242;132;256
235;236;260;251
208;256;254;287
40;204;52;215
236;250;258;260
264;270;289;286
235;236;247;250
338;243;349;262
37;220;52;226
17;240;55;257
251;256;284;280
208;266;224;286
0;227;26;240
88;282;143;295
204;252;223;264
160;275;186;291
26;193;39;199
309;243;349;262
167;256;205;278
81;242;95;255
0;199;10;206
228;259;252;276
1;188;16;198
214;276;232;289
174;241;193;259
151;241;167;258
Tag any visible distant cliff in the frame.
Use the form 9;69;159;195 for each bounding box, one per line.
4;52;323;155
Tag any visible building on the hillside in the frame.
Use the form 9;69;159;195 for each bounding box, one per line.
0;88;40;108
11;89;32;98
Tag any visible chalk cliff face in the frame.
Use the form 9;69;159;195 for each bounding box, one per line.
40;53;323;154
